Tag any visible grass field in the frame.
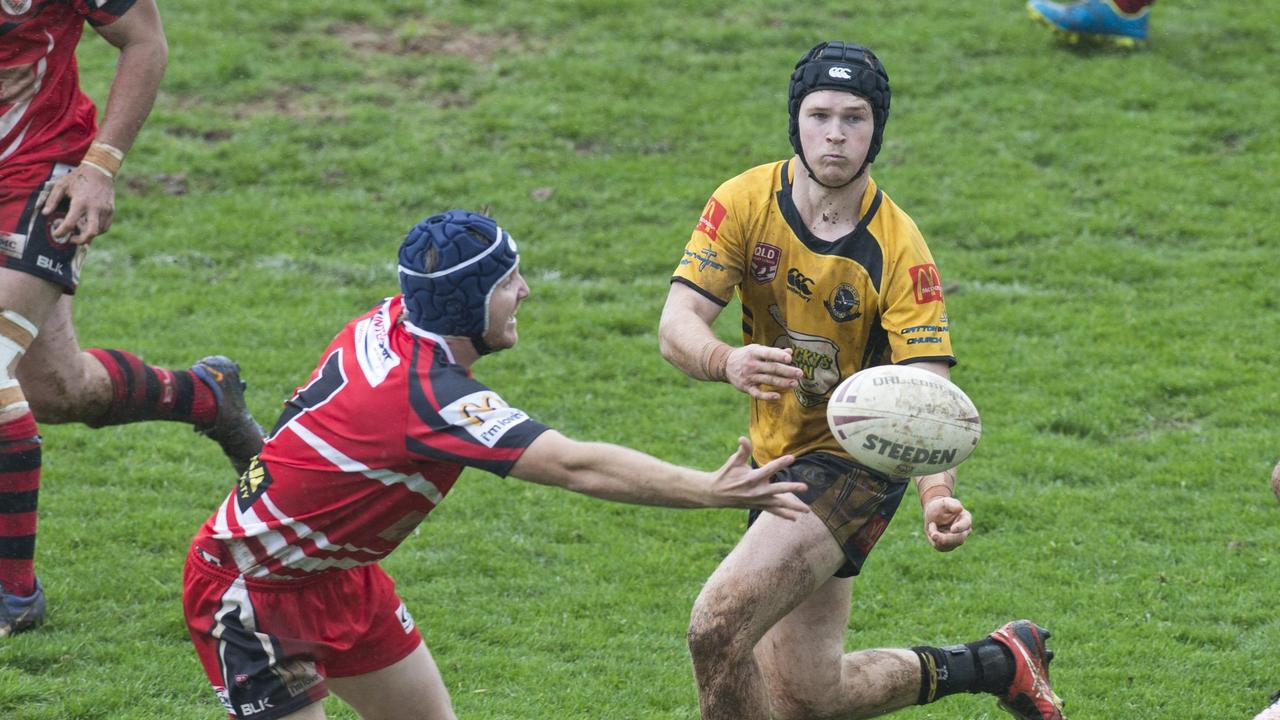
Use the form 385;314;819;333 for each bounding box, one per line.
2;1;1278;718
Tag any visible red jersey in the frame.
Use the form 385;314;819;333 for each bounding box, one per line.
0;0;135;168
193;296;551;581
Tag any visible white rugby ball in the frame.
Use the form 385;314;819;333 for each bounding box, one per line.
826;364;981;477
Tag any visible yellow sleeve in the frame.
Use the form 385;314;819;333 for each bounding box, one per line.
671;191;747;306
879;221;955;364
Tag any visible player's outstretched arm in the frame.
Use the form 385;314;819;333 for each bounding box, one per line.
659;283;802;400
510;431;809;520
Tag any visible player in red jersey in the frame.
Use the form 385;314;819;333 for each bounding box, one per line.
183;210;811;720
0;0;263;637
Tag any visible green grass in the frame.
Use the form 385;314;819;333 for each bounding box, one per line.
2;1;1279;717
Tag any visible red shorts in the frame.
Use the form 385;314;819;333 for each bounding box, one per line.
182;543;424;720
0;161;86;292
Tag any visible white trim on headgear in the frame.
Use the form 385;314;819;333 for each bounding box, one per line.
397;225;511;279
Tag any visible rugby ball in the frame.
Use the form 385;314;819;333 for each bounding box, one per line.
826;364;981;477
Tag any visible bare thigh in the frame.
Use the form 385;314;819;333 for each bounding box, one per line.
325;642;457;720
693;509;848;655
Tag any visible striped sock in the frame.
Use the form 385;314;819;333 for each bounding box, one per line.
85;349;217;427
0;413;40;597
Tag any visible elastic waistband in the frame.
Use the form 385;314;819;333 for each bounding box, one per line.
186;541;344;592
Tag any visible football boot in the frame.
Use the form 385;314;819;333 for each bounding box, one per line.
990;620;1065;720
192;356;264;477
0;577;45;637
1027;0;1149;47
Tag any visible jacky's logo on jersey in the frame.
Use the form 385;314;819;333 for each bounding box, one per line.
785;268;814;301
750;243;781;284
824;283;862;322
828;66;852;80
696;197;728;242
235;457;273;513
767;304;840;407
909;263;944;304
442;391;531;448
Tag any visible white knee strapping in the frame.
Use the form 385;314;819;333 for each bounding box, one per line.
0;310;38;415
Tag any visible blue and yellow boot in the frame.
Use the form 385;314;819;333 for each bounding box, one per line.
1027;0;1150;48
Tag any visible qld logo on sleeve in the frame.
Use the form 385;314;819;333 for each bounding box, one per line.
696;197;728;242
909;263;944;304
441;391;530;447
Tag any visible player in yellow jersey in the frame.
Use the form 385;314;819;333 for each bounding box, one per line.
660;41;1065;720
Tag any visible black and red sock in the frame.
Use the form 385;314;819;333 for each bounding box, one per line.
0;413;40;597
85;349;217;427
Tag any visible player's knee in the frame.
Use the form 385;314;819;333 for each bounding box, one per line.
0;310;38;422
17;351;104;423
687;598;752;665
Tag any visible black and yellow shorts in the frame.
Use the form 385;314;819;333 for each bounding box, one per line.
749;452;907;579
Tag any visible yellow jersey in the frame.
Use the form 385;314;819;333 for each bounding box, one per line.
672;160;955;465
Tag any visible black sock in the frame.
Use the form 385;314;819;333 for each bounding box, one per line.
912;639;1015;705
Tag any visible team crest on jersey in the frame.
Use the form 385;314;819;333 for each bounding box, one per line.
235;457;273;513
824;283;862;322
1;0;32;16
441;391;530;448
696;197;728;242
909;263;943;304
354;303;400;387
750;243;781;284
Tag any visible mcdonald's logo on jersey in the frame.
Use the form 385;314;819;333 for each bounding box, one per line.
909;263;944;304
697;197;728;242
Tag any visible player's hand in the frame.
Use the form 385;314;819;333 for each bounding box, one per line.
709;437;808;520
1271;461;1280;503
725;344;804;401
922;496;971;551
42;165;116;244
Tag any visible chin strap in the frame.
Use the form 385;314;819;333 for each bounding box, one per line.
796;152;868;190
470;335;494;356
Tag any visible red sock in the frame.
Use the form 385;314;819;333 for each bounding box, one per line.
0;413;40;597
85;349;217;427
1112;0;1154;13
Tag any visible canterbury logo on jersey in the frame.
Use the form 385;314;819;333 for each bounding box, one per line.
786;268;815;300
440;391;531;447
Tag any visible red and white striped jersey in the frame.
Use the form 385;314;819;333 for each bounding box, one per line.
0;0;135;167
192;296;550;581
